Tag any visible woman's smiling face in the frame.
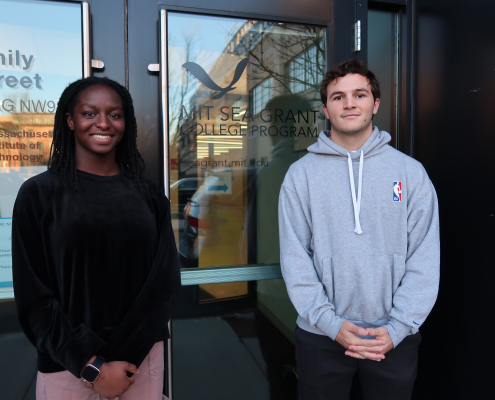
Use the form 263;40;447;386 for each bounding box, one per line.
66;85;125;160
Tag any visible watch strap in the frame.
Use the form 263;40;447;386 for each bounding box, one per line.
91;356;105;370
81;356;105;382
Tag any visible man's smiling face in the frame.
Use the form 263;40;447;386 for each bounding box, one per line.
322;73;380;137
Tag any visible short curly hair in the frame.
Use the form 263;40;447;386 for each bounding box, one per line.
320;59;380;104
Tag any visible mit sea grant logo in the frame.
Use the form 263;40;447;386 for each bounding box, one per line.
179;58;320;138
182;58;249;99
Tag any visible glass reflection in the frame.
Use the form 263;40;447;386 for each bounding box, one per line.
0;0;82;295
172;305;297;400
368;9;398;145
0;2;83;399
168;14;326;283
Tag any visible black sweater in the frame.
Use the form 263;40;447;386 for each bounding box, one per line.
11;170;181;377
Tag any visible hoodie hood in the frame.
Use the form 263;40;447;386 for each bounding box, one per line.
307;126;391;160
307;127;392;235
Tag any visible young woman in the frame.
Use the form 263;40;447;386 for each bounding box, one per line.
12;77;181;400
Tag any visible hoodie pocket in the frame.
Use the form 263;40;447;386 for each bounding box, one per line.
321;253;397;323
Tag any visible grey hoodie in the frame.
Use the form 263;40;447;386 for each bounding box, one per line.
279;127;439;347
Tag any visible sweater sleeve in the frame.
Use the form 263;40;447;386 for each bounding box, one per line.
99;189;181;367
384;184;440;347
279;184;345;340
12;183;106;377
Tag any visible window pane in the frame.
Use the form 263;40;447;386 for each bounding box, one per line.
368;9;398;144
0;2;84;399
290;45;324;93
0;0;83;297
168;14;326;278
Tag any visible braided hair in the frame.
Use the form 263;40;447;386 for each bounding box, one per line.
48;77;145;191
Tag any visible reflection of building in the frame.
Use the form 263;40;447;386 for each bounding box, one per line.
0;112;53;218
0;113;53;172
176;20;326;167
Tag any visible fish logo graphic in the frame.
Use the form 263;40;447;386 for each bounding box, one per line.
182;58;249;99
393;181;402;202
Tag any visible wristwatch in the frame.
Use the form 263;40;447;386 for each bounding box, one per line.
80;356;105;383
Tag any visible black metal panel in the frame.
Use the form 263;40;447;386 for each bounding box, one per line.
414;0;495;398
158;0;332;23
357;0;368;63
398;9;408;153
404;0;416;157
330;0;358;64
89;0;126;86
372;0;406;5
127;0;162;184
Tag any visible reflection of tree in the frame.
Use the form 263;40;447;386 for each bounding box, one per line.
229;22;326;102
169;24;202;175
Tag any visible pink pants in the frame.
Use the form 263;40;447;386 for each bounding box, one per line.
36;341;168;400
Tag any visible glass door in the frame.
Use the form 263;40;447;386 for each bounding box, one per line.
161;10;327;399
367;6;403;148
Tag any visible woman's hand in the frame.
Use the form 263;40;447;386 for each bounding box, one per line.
85;361;138;398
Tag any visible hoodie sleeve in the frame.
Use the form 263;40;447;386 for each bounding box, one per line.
279;184;345;340
12;182;106;377
384;183;440;347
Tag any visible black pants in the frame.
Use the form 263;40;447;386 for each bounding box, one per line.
295;326;421;400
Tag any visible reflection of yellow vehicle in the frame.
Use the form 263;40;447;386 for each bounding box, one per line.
178;170;251;269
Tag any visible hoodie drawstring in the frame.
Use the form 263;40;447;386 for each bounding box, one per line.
347;151;364;235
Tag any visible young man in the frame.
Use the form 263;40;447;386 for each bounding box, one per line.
279;59;439;399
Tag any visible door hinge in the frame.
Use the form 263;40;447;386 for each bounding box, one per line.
354;20;362;52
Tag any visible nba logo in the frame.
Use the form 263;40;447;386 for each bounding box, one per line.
393;182;402;202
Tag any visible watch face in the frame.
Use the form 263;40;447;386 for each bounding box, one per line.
81;365;100;383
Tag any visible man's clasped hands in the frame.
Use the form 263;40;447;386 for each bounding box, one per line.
336;320;394;361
